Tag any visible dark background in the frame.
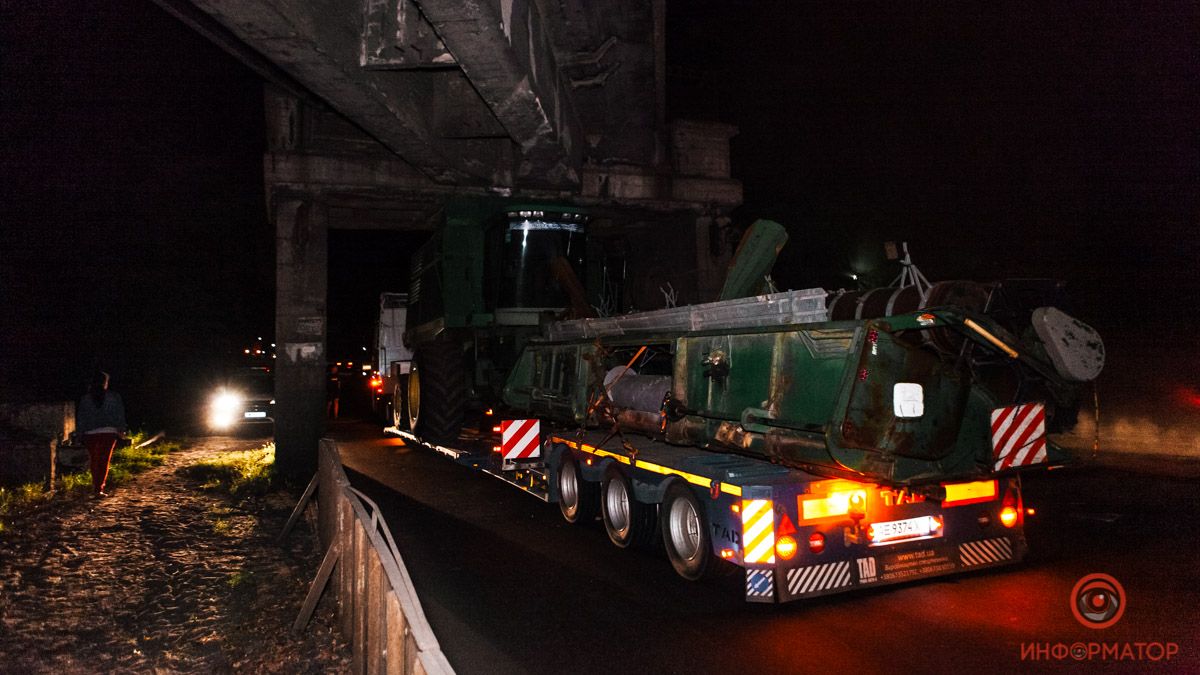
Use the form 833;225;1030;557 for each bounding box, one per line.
2;0;1196;432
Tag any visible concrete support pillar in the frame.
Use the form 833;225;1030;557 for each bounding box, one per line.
274;198;328;479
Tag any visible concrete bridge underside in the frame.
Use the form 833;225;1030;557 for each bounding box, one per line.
156;0;743;475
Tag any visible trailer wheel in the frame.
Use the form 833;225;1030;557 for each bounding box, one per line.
601;465;658;549
407;341;466;442
557;453;598;524
661;481;717;581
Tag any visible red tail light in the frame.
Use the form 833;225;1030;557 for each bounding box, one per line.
1000;480;1022;528
808;532;826;554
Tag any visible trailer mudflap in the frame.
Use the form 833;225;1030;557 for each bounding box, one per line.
757;534;1028;603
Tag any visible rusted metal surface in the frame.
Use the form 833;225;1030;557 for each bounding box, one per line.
506;288;1103;485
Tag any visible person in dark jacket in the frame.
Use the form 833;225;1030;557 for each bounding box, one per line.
326;365;341;420
76;370;127;497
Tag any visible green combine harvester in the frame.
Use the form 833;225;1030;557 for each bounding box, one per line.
396;202;1105;601
401;198;593;440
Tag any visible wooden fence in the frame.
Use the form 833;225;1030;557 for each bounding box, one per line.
288;439;454;675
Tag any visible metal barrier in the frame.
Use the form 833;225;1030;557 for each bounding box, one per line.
287;439;454;675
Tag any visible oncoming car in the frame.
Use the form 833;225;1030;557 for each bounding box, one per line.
208;367;275;431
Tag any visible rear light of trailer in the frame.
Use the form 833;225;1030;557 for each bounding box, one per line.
807;532;826;555
800;482;869;522
999;481;1021;528
848;492;866;516
776;535;798;560
999;506;1019;528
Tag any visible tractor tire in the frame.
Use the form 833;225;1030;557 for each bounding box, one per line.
391;379;408;430
407;340;467;443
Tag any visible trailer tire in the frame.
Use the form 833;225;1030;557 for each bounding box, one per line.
407;341;466;443
557;453;598;524
661;481;719;581
601;465;658;549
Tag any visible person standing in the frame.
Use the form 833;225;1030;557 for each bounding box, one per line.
326;364;341;420
76;370;127;497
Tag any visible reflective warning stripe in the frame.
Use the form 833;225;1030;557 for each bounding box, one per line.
990;403;1047;471
958;537;1014;567
787;561;852;596
553;437;744;497
501;419;540;460
741;499;775;564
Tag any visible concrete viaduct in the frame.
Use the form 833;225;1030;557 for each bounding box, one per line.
154;0;743;476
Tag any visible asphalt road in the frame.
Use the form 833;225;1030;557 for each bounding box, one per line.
329;421;1200;674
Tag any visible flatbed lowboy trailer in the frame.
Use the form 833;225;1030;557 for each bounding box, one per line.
395;424;1026;604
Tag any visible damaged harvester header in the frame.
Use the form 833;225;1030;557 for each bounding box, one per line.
389;205;1105;603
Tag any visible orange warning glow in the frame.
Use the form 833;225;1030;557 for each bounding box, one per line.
801;488;868;522
999;506;1019;528
775;535;798;560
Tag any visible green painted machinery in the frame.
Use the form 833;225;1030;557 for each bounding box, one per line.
503;281;1105;486
402;198;591;440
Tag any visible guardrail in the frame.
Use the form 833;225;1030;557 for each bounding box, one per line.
286;439;454;675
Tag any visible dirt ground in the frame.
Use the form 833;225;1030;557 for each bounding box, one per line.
0;437;350;673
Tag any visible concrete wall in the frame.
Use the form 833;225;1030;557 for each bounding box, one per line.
0;402;71;487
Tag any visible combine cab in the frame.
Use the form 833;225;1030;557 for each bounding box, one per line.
402;199;591;441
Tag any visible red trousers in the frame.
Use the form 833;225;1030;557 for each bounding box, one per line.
85;432;119;494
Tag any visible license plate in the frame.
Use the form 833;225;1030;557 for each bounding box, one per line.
869;515;943;545
244;411;267;419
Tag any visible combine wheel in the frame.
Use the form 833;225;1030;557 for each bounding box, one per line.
391;380;407;430
407;340;466;442
661;481;718;580
557;453;598;524
601;465;658;549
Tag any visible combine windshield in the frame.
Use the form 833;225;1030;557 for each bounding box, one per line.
495;210;587;309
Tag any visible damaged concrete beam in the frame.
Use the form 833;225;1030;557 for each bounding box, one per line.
186;0;479;184
415;0;583;186
362;0;457;69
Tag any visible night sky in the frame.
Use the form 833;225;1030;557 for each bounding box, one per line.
2;1;1196;427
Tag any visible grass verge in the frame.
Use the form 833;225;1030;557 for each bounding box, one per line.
0;430;177;532
182;443;277;498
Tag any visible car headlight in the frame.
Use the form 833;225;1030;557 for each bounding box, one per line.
209;391;244;429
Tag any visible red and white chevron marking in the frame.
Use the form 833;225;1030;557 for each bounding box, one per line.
990;402;1047;471
501;419;541;460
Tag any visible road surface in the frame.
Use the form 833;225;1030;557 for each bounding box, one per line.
329;421;1199;674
